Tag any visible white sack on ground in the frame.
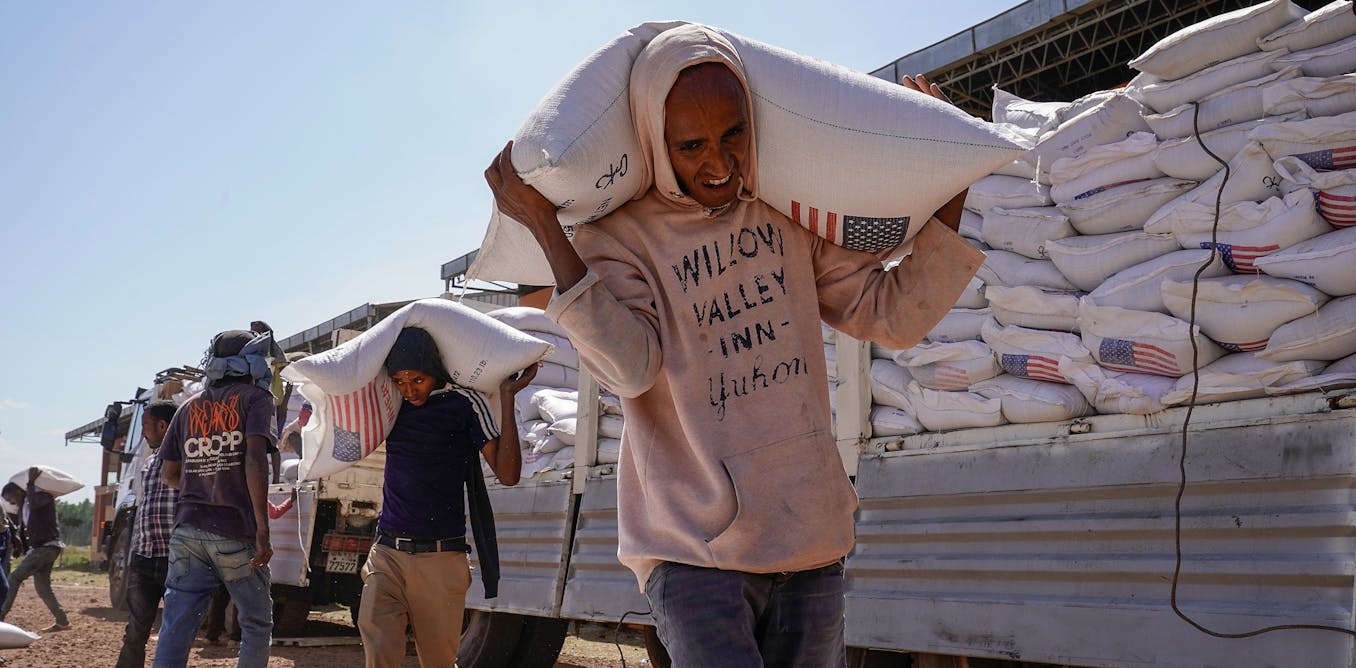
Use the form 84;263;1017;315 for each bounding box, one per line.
906;340;1001;391
869;405;924;438
282;299;554;481
1152;113;1303;181
1046;231;1182;293
980;206;1075;259
1144;68;1301;140
1263;73;1356;117
1259;296;1356;361
1257;0;1356;52
1087;250;1230;315
976;250;1078;291
1168;190;1333;273
1079;301;1227;377
1049;132;1162;205
1271;33;1356;78
925;307;992;344
1268;351;1356;394
1129;50;1287;114
0;622;40;649
1274;157;1356;228
965;175;1053;212
7;466;83;497
985;286;1083;332
1062;360;1175;415
1144;142;1283;235
972;374;1093;424
1162;353;1327;406
870;359;915;412
471;22;1029;283
1128;0;1307;80
1161;275;1330;352
906;381;1006;432
1024;93;1150;180
981;318;1093;385
1254;225;1356;295
1060;178;1197;235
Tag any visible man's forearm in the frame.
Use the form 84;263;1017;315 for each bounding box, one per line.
244;445;271;538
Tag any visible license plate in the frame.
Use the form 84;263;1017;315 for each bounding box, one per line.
325;551;361;574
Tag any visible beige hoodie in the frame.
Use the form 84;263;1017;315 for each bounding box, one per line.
548;24;984;590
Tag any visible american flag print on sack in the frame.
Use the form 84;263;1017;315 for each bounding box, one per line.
923;363;972;391
1199;242;1279;273
1098;338;1182;376
1217;338;1270;353
1000;353;1066;384
1319;190;1356;228
326;379;397;463
792;200;909;253
1292;145;1356;171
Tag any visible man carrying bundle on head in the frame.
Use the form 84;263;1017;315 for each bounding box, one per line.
0;468;70;633
153;329;279;668
487;23;983;666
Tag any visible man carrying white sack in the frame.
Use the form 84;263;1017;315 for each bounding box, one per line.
487;24;982;666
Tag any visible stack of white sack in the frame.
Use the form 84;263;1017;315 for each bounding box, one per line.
488;306;600;477
282;298;554;481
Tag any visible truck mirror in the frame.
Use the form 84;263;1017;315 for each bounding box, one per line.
100;402;122;451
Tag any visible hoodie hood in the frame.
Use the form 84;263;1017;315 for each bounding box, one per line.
629;24;758;212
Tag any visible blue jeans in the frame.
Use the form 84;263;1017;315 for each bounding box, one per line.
645;561;847;668
152;526;273;668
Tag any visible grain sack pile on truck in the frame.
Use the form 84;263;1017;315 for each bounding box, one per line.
856;0;1356;438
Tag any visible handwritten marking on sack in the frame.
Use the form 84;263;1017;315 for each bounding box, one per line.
579;198;614;225
595;154;628;190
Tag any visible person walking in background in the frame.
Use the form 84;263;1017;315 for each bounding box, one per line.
115;400;181;668
0;468;71;633
152;330;279;668
0;510;14;615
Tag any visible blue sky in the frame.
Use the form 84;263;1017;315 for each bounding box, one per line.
0;1;1018;503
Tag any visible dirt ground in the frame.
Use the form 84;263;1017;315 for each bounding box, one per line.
0;568;649;667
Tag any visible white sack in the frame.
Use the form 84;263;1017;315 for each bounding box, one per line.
1144;141;1284;235
991;87;1067;136
906;381;1006;432
548;418;577;446
981;318;1093;385
1059;178;1197;235
1268;351;1356;394
521;420;551;447
1129;50;1287;114
1088;250;1231;314
597;438;622;465
972;374;1093;424
471;22;1030;283
1024;93;1150;180
1128;0;1308;80
283;299;553;480
533;392;580;425
1143;67;1301;140
1275;157;1356;228
0;621;40;649
1162;353;1327;405
869;359;915;412
1258;0;1356;52
906;340;1001;391
1079;301;1227;377
1263;73;1356;117
1259;296;1356;361
955;276;989;309
1168;189;1332;272
7;465;83;497
1062;360;1176;415
1161;275;1329;352
599;414;625;439
1046;231;1182;293
985;286;1083;332
925;307;992;344
516;387;551;422
959;208;985;242
1274;33;1356;79
532;434;567;456
600;393;623;416
965;175;1053;212
534;362;580;390
1249;110;1356;168
1049;132;1163;204
1152;113;1303;181
976;250;1078;291
980;206;1076;259
824;343;838;381
1254;225;1356;295
869;405;924;438
487;306;570;339
518;331;578;370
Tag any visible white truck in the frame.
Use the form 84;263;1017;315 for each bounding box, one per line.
93;369;385;636
453;347;1356;668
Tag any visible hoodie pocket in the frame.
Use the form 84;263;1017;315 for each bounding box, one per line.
705;431;857;572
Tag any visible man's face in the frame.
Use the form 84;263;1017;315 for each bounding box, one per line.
663;63;750;210
390;370;437;407
1;489;22;507
142;413;170;449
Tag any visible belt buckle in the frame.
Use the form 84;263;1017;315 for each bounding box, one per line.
394;536;415;553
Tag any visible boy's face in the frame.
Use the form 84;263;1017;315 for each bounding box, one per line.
390;369;437;407
1;489;22;507
663;63;750;210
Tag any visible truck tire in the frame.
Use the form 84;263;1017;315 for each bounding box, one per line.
457;609;524;668
507;615;569;668
107;512;134;611
642;625;672;668
272;584;313;637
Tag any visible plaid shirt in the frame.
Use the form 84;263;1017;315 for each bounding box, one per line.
131;448;179;559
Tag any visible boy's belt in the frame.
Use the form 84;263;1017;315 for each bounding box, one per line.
376;530;469;555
